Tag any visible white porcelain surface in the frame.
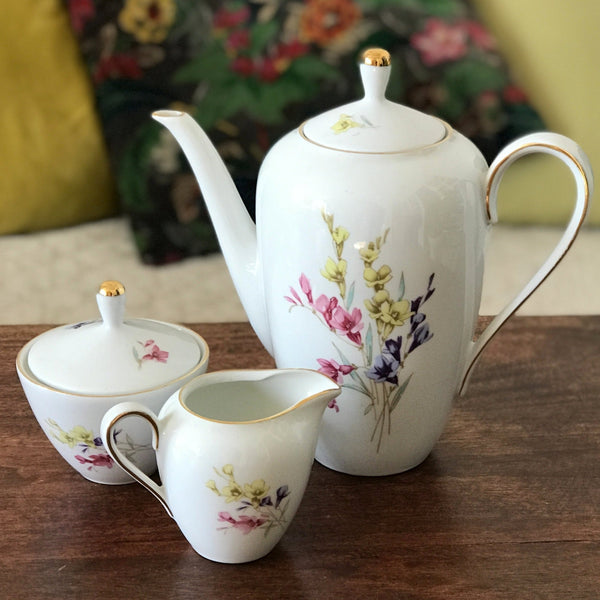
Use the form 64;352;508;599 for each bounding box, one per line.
28;291;201;395
101;369;340;563
153;49;593;476
17;323;209;485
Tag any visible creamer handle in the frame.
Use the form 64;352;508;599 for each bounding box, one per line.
101;402;173;518
460;132;593;395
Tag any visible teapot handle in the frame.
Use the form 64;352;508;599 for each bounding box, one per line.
459;132;593;395
101;402;173;518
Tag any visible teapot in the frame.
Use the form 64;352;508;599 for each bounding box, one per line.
153;48;593;476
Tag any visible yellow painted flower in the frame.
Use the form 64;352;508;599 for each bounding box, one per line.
222;464;235;478
359;242;379;266
206;479;220;495
56;425;96;449
365;291;414;338
222;482;244;503
363;264;392;290
332;226;349;258
118;0;176;44
322;209;334;232
332;226;349;246
331;114;362;134
244;479;270;507
321;257;347;297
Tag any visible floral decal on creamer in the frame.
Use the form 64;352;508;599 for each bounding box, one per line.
133;339;169;367
206;464;290;536
47;419;150;472
285;210;435;451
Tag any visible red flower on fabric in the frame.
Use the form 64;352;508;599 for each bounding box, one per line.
68;0;95;34
214;5;250;30
94;54;143;84
300;0;362;47
503;84;529;104
410;18;468;66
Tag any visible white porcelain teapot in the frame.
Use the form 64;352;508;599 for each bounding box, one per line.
154;48;593;476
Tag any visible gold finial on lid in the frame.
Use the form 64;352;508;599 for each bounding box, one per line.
362;48;391;67
99;281;125;297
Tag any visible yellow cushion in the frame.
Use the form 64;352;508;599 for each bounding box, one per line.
472;0;599;225
0;0;116;234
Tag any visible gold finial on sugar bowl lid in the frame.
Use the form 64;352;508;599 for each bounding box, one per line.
361;48;391;67
99;280;125;297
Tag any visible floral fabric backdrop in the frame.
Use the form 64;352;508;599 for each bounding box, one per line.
66;0;545;264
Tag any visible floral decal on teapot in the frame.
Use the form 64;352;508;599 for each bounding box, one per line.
206;464;291;537
331;113;374;134
46;419;151;472
285;210;435;451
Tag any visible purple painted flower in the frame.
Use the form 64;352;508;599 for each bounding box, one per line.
383;336;402;362
275;485;290;508
409;322;433;353
366;353;399;385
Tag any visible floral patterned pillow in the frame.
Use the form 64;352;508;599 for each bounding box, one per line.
66;0;544;264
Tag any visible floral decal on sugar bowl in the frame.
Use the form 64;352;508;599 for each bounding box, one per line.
206;464;291;537
285;210;435;451
47;419;151;472
133;339;169;367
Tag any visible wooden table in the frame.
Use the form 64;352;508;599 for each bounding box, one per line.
1;318;599;599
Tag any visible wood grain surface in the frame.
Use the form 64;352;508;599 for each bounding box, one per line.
1;318;599;599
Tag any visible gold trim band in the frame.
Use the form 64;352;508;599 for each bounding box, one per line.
298;119;452;155
461;141;591;394
105;411;173;518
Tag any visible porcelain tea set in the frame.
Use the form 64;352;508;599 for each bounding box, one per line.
17;49;593;563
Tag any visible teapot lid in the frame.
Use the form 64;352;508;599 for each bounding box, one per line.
300;48;450;153
26;281;204;395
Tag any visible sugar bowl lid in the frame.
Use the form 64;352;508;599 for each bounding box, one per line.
26;281;206;395
299;48;449;154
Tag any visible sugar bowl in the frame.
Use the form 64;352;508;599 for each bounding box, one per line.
16;281;209;484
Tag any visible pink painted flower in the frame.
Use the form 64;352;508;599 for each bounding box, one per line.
315;295;339;328
299;273;313;305
218;511;266;534
317;358;355;384
75;453;114;469
330;306;363;345
141;340;169;363
410;18;468;66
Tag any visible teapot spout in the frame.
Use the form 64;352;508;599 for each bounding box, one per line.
152;110;272;355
